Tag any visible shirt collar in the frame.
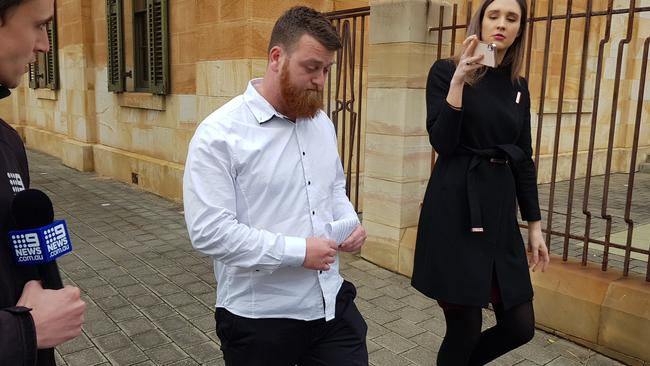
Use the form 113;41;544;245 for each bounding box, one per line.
243;78;290;124
0;85;11;100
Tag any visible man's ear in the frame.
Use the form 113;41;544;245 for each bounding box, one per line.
269;46;284;73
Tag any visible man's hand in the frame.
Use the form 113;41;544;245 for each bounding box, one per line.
303;237;337;271
17;280;86;349
339;225;367;253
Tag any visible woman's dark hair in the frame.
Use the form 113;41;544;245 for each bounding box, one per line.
268;6;341;54
454;0;528;84
0;0;24;25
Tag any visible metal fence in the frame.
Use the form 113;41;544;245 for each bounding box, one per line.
325;7;370;213
429;0;650;281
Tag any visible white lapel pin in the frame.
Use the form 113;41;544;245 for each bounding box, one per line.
515;91;521;104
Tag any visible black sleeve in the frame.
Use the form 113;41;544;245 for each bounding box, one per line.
426;59;464;156
513;78;542;222
0;307;37;366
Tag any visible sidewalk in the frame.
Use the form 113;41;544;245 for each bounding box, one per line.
26;150;624;366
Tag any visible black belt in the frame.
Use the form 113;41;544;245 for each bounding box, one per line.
459;145;526;233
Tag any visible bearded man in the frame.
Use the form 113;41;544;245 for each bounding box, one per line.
183;6;368;366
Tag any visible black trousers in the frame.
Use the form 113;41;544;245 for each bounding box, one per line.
214;280;368;366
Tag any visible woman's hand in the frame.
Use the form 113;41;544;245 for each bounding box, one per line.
446;35;486;108
527;221;550;272
451;35;485;86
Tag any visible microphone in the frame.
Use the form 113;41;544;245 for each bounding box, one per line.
8;189;73;289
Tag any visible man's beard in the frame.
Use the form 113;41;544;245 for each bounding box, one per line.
279;62;324;119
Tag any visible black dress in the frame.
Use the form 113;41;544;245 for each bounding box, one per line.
411;59;541;310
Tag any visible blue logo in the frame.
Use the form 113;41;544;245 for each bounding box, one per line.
9;220;72;265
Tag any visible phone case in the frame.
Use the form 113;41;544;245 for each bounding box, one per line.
474;42;497;68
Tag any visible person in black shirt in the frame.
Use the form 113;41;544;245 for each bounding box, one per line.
411;0;550;364
0;1;85;365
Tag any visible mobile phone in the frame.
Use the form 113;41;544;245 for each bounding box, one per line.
473;42;497;68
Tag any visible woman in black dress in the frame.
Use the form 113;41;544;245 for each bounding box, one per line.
411;0;550;364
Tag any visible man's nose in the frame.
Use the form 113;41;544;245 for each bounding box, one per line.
35;27;50;54
313;70;326;89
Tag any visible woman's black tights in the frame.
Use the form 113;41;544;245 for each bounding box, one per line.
436;301;535;366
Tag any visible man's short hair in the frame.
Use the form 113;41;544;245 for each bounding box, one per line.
268;6;341;54
0;0;23;25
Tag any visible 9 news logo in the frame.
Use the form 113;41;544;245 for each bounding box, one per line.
10;222;71;264
11;232;43;262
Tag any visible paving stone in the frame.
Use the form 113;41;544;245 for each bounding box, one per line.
365;319;391;340
585;353;626;365
363;306;401;325
149;282;184;296
119;283;151;297
108;274;139;288
394;306;431;324
367;339;382;354
417;317;447;338
95;294;129;310
545;356;582;366
383;318;427;339
168;359;201;366
145;343;188;364
516;340;560;364
132;328;172;350
183;341;221;362
485;350;525;365
62;348;107;366
401;345;436;366
83;318;119;337
357;285;385;301
167;327;210;349
117;317;156;336
177;303;212;319
141;302;177;320
94;331;131;353
105;304;142;322
371;295;409;312
54;351;66;366
185;281;214;296
401;294;435;310
189;314;216;332
545;339;594;363
378;284;413;299
409;331;443;350
368;348;412;366
156;314;194;333
130;293;164;308
164;292;198;307
57;333;95;355
373;331;417;354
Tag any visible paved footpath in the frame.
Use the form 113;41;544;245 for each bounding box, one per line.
25;150;625;366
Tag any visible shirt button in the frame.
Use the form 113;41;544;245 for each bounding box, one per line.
312;211;315;215
302;152;306;156
307;181;311;185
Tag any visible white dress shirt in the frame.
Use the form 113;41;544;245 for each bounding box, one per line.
183;79;359;321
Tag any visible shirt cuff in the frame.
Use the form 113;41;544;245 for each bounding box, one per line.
280;236;306;267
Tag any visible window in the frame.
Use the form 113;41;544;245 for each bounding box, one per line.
106;0;169;95
28;17;59;90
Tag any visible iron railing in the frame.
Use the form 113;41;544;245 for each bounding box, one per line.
325;7;370;213
429;1;650;281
